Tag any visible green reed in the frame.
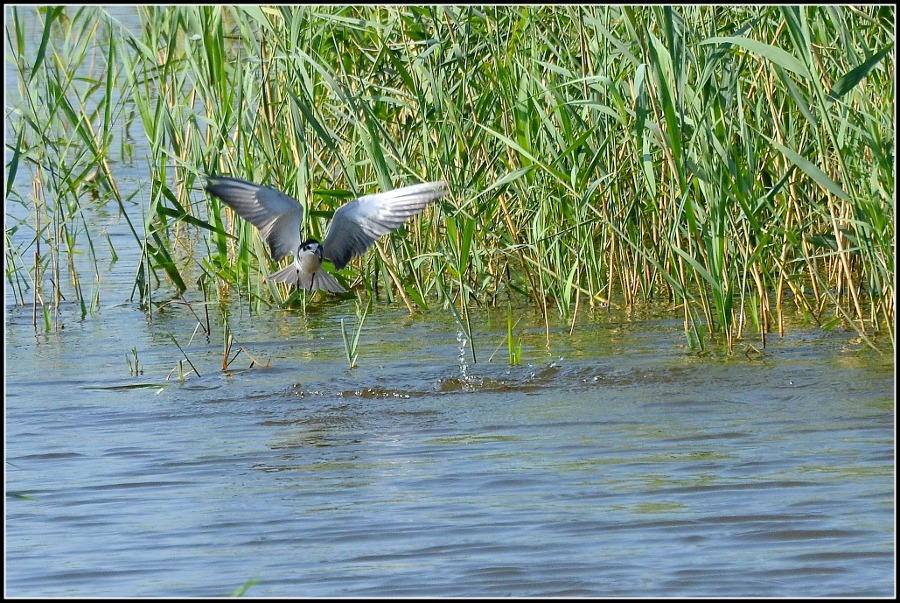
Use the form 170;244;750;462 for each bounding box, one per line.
340;297;371;369
507;303;523;366
125;346;141;377
5;6;894;353
229;578;261;598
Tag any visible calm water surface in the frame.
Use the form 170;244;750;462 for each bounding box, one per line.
4;5;894;597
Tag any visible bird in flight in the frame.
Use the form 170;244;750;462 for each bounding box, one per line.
205;176;448;293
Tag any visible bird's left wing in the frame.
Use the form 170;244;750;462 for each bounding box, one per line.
322;181;448;270
205;176;304;262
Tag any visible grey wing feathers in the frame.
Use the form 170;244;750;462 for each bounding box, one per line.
268;263;347;293
322;181;448;270
205;176;303;262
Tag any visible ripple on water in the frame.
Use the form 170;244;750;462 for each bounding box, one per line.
5;295;894;597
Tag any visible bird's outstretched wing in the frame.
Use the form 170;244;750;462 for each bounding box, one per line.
205;176;303;262
322;181;449;270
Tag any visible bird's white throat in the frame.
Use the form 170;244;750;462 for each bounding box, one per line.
297;249;322;272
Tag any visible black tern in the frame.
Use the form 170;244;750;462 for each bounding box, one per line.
205;176;448;293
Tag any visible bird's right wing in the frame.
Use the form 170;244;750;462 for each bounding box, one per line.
205;176;303;261
322;181;448;270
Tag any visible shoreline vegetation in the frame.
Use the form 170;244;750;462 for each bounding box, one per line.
5;6;895;354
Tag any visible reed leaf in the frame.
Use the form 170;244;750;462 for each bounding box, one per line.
5;5;894;352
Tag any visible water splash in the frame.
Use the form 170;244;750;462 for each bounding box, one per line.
456;328;470;382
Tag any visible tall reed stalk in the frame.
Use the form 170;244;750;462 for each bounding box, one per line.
6;6;894;352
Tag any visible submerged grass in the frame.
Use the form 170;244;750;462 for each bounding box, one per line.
6;5;895;353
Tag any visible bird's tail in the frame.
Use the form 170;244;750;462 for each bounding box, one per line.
267;265;347;293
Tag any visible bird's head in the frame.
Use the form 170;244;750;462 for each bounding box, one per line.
299;239;323;259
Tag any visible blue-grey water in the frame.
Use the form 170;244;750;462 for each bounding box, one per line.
4;5;895;598
5;298;895;597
